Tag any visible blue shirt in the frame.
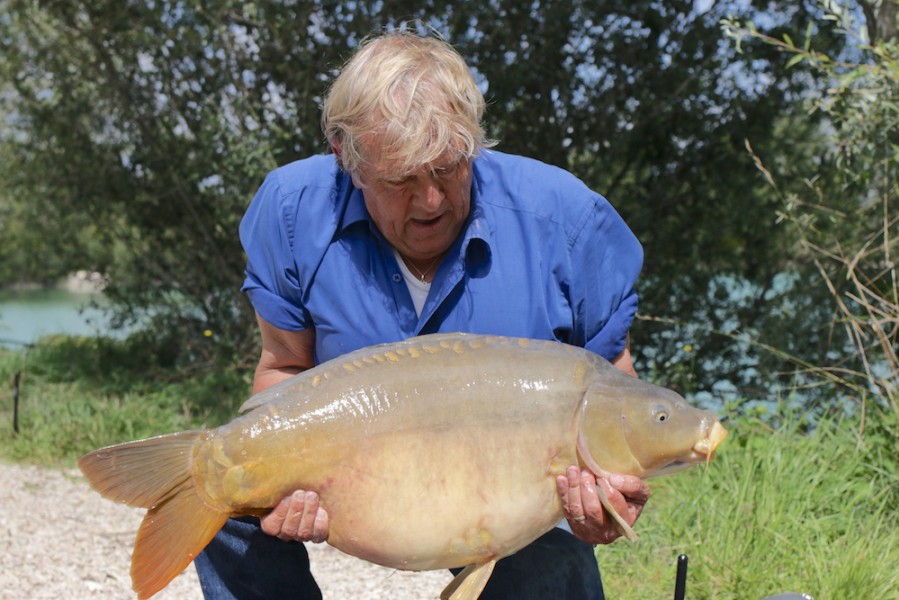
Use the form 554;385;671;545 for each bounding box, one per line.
240;150;643;365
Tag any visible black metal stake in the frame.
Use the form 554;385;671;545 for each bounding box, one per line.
12;371;20;435
674;554;688;600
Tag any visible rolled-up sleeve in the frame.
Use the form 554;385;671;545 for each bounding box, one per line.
570;195;643;361
239;172;310;331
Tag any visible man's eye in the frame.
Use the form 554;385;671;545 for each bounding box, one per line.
434;164;456;178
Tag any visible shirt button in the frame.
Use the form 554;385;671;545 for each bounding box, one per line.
392;273;401;283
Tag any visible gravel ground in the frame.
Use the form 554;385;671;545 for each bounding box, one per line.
0;462;452;600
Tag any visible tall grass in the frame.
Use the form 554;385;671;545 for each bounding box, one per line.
626;14;899;597
599;413;899;599
0;334;251;465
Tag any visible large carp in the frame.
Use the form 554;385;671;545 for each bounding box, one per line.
79;332;727;600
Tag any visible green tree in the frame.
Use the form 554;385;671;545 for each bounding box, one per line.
0;1;851;397
0;1;344;359
724;0;899;422
439;2;849;401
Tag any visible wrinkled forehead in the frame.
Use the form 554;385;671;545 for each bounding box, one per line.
358;130;467;179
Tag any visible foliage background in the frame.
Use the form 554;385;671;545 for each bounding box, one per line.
0;1;896;428
0;1;851;395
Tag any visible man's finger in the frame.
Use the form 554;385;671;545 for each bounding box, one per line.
296;491;320;540
261;492;294;537
310;504;329;543
609;474;651;504
579;470;604;521
563;466;584;519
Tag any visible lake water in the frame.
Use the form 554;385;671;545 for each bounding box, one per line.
0;288;119;348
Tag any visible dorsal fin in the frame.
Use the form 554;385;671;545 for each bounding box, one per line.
239;333;512;412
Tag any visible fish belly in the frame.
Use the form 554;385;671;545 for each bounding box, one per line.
320;422;576;570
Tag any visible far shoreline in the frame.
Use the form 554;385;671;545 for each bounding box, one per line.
3;271;107;295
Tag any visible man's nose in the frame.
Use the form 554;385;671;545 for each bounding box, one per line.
412;177;444;210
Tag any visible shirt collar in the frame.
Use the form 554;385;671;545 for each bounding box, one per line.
337;173;370;233
460;162;493;270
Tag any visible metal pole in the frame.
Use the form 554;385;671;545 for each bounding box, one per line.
12;371;20;435
674;554;688;600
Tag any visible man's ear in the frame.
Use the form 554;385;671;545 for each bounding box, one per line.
330;138;364;187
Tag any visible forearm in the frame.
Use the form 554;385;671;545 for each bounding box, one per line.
611;342;637;378
252;313;316;394
253;363;305;394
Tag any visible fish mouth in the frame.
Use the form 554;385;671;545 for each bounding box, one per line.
639;420;729;480
692;421;728;466
646;460;695;477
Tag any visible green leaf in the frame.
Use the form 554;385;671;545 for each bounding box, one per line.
786;53;806;68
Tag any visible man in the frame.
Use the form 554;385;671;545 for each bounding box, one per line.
195;30;650;599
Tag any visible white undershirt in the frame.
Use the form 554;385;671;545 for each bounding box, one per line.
392;249;430;316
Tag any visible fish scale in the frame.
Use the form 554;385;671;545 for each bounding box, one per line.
78;332;727;600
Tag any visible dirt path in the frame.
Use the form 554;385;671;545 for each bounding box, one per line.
0;462;451;599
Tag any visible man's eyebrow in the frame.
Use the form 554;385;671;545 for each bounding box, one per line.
377;157;463;182
380;172;415;183
432;157;465;172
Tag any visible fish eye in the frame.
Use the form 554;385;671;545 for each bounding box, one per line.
653;405;671;423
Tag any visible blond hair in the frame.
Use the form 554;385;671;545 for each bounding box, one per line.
321;31;494;179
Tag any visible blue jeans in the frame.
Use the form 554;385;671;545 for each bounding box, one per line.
194;517;321;600
195;518;605;600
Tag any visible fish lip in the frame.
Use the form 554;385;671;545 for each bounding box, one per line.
709;421;728;448
692;421;728;453
692;421;728;466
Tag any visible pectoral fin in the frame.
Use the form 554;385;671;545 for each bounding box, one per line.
440;560;497;600
593;480;639;542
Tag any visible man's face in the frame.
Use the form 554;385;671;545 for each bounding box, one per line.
354;142;473;263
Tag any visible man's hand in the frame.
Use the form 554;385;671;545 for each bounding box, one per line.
260;490;330;543
556;466;650;545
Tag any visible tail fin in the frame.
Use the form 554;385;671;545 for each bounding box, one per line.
79;431;231;600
